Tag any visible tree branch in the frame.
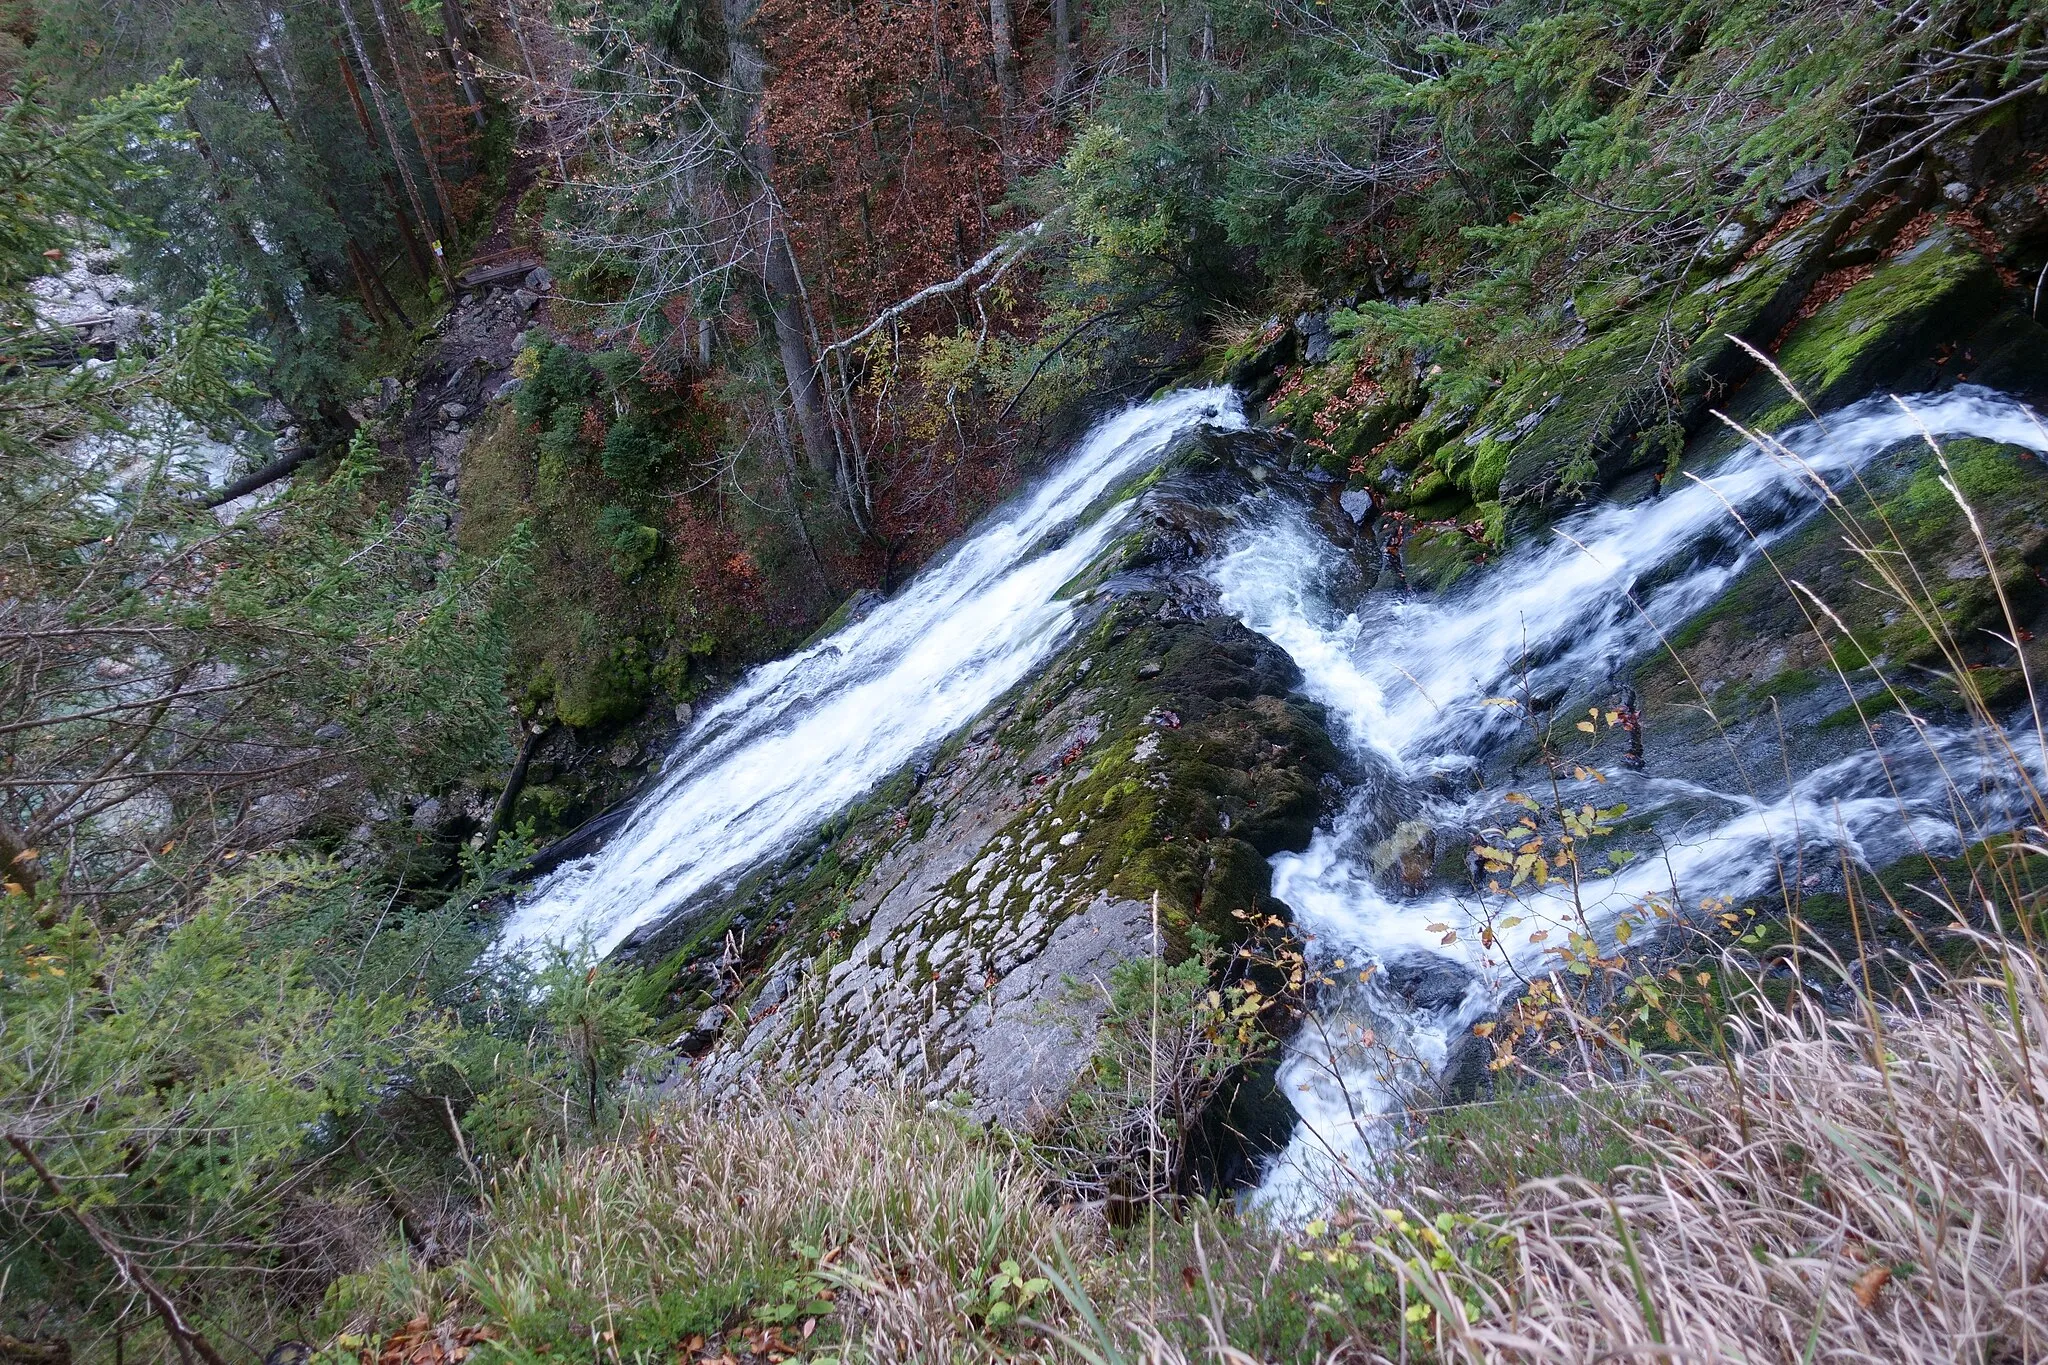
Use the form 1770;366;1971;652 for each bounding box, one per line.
3;1134;231;1365
818;218;1051;362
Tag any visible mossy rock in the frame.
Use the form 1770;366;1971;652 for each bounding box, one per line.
1721;227;2006;435
628;430;1353;1121
1403;521;1490;592
1489;176;1908;508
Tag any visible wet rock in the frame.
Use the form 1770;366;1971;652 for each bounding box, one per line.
1381;952;1478;1015
674;701;695;726
1369;819;1437;894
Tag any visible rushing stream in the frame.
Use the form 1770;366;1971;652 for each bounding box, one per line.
502;373;2048;1213
1211;387;2048;1208
501;387;1245;955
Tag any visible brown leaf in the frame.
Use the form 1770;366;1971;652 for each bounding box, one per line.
1853;1263;1891;1309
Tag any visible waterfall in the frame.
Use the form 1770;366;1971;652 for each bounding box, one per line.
499;387;1246;957
1209;387;2048;1208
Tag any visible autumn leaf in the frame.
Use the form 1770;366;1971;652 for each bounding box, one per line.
1853;1263;1892;1309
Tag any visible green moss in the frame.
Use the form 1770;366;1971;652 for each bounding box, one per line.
1895;436;2044;518
549;628;651;729
1816;688;1905;731
1403;522;1487;592
1761;230;1999;418
1465;437;1510;499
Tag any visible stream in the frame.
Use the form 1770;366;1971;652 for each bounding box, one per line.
1211;387;2048;1207
500;387;1246;955
499;380;2048;1211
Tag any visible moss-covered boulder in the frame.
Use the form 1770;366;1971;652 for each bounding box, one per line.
623;428;1347;1128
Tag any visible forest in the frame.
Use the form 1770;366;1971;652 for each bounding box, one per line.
6;0;2048;1359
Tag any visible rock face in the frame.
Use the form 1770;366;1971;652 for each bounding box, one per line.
625;427;1349;1129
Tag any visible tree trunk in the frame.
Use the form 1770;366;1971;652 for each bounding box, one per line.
763;237;836;480
440;0;488;129
988;0;1020;166
724;0;838;482
243;53;412;328
503;0;569;183
184;113;300;340
365;0;460;234
1052;0;1074;101
332;34;438;286
336;0;454;292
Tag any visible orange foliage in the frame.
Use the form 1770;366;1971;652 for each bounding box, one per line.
756;0;1010;321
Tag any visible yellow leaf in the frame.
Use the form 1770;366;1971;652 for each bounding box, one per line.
1614;919;1633;945
1576;720;1596;733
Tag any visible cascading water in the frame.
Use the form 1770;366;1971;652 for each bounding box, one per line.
500;387;1246;957
1209;387;2048;1208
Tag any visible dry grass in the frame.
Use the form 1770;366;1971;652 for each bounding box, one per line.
1392;945;2048;1362
326;1095;1132;1362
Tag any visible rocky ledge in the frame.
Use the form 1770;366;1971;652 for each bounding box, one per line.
619;427;1352;1136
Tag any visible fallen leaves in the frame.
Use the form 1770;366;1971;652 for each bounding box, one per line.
346;1317;499;1365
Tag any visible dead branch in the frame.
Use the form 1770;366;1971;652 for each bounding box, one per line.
818;219;1052;362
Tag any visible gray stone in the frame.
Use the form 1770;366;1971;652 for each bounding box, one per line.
1942;180;1974;206
313;721;348;743
1135;659;1163;679
524;266;552;291
674;701;695;726
1381;952;1478;1014
608;738;641;768
409;797;444;831
512;288;538;312
971;896;1154;1126
1704;220;1751;261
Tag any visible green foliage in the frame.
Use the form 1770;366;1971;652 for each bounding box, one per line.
597;501;662;575
0;74;189;313
0;859;448;1341
1051;928;1293;1204
600;413;668;488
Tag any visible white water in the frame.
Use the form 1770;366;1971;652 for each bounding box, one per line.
1210;388;2048;1208
500;387;1246;956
